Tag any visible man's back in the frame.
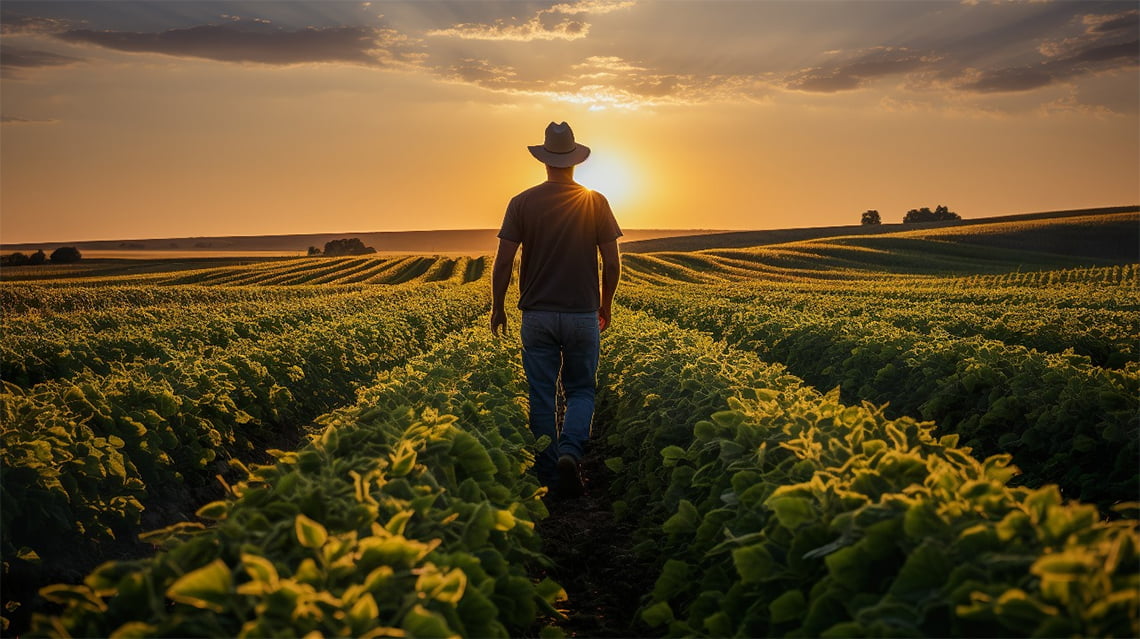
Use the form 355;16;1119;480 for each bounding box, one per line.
490;121;622;499
499;180;621;313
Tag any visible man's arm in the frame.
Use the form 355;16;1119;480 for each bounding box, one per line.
598;239;620;332
490;238;520;336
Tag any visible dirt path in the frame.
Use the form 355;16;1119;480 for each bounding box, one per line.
534;451;656;638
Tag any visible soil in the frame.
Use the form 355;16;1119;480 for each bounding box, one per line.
533;451;658;638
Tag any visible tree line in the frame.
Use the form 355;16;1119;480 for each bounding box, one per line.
306;238;377;257
2;247;82;267
861;205;961;225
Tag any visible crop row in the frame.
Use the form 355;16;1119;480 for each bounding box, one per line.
34;325;565;633
957;263;1138;288
0;281;365;314
597;309;1138;637
1;284;488;588
650;267;1137;368
620;235;1099;284
165;256;487;287
2;285;441;388
33;326;561;638
620;283;1139;507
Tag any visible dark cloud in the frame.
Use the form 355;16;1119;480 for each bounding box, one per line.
780;7;1137;100
1087;9;1139;34
1;44;83;78
784;47;932;93
446;58;522;89
960;66;1054;93
56;24;413;67
426;0;632;41
958;8;1138;94
1;13;75;35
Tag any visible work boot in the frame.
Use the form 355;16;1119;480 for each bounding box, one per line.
557;454;584;498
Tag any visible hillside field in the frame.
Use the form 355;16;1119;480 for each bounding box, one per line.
1;210;1137;637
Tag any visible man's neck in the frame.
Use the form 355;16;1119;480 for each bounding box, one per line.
546;166;576;184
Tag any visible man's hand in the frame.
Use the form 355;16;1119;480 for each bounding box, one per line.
490;308;508;337
598;305;611;332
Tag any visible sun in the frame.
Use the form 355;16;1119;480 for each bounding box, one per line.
575;152;639;211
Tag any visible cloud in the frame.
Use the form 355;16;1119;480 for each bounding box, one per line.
548;0;637;15
0;14;75;35
784;47;936;93
1;115;59;125
573;56;646;73
55;24;418;67
0;44;83;78
777;7;1137;105
956;9;1138;93
427;15;588;42
445;58;523;90
437;53;772;109
426;0;634;42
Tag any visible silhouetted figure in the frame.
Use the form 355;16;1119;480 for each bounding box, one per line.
490;122;622;499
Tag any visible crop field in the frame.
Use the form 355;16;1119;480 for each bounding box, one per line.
1;212;1138;637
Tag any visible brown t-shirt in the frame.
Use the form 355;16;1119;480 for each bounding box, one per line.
498;180;623;312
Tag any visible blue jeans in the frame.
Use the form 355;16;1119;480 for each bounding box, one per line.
520;310;599;489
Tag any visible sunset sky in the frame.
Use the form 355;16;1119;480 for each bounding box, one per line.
2;0;1137;244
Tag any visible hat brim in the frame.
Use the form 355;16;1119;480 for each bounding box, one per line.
528;144;591;168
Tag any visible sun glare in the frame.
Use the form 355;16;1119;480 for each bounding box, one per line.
576;152;639;211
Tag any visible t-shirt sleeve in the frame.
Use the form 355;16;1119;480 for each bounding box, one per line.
497;196;523;242
594;192;623;244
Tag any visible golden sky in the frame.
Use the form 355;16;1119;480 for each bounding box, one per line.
2;0;1138;243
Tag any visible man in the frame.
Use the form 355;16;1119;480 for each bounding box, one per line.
490;121;622;499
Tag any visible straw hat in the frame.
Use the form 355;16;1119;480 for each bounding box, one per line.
528;121;591;167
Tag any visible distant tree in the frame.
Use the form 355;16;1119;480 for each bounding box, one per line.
28;249;47;265
50;246;83;263
933;205;959;221
903;205;961;223
3;252;30;266
323;238;376;256
307;246;322;256
861;209;881;225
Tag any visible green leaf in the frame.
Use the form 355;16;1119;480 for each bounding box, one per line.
711;410;744;428
1030;551;1097;582
660;446;687;466
417;567;467;604
385;509;415;536
166;559;233;613
662;500;699;535
769;590;806;624
241;553;279;585
39;584;107;612
402;603;457;638
766;494;815;529
641;601;675;628
890;539;951;601
348;593;380;634
390;440;418;478
295;514;328;549
902;501;944;539
195;500;229;521
651;560;691;601
732;544;774;584
449;431;496;476
993;589;1058;634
